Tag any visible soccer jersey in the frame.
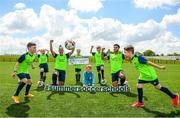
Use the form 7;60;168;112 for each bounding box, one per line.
131;54;157;81
17;52;36;74
53;53;70;71
92;52;105;66
74;54;83;69
109;52;124;74
38;54;48;64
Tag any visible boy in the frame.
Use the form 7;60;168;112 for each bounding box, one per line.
104;44;126;87
124;45;179;107
50;40;74;86
90;46;105;84
83;65;95;87
37;49;49;86
12;42;36;104
74;49;83;84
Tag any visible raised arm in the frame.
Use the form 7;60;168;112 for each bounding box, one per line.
90;46;94;54
68;47;75;57
147;61;166;69
50;40;56;57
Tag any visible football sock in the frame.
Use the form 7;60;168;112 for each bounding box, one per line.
40;72;43;81
52;74;57;85
98;73;101;83
25;84;31;95
14;82;26;96
160;86;176;99
120;78;125;85
101;70;104;80
138;88;143;103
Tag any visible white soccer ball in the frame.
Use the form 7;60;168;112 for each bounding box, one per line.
65;40;75;50
101;79;106;85
37;81;44;87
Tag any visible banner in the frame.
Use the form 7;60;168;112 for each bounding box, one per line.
68;57;89;65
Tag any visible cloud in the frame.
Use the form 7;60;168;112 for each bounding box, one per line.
161;8;180;26
134;0;180;9
68;0;103;12
0;4;41;35
0;3;180;55
14;2;26;10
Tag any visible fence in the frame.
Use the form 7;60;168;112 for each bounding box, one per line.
0;55;180;64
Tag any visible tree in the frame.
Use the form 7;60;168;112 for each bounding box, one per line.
143;50;155;56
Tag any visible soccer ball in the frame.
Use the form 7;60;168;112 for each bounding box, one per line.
65;40;75;50
101;79;106;85
37;81;44;87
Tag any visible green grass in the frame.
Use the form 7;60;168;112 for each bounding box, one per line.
0;62;180;117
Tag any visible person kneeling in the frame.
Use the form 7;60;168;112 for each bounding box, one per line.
83;65;95;87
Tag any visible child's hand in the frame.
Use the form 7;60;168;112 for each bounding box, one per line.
50;40;54;44
160;65;166;70
12;72;16;79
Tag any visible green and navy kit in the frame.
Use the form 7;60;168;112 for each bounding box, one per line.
74;54;83;69
108;52;125;74
53;53;70;71
131;54;157;81
38;54;48;64
17;52;36;74
92;52;105;66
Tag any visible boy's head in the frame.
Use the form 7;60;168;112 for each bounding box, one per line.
113;44;120;53
59;45;64;55
86;65;92;73
96;46;101;52
124;45;134;61
27;42;36;54
77;49;81;54
40;49;45;54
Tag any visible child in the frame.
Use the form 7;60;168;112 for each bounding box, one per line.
74;49;83;84
83;65;95;87
90;46;106;84
50;40;74;86
124;45;179;107
12;42;36;104
37;49;49;87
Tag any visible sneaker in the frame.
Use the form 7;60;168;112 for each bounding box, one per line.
132;102;144;107
172;93;179;107
24;93;34;98
12;96;20;104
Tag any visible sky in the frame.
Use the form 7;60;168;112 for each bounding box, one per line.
0;0;180;55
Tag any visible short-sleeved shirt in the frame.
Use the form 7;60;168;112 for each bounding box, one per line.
107;52;125;73
17;52;36;74
131;54;157;81
53;53;70;71
38;54;48;64
92;52;105;66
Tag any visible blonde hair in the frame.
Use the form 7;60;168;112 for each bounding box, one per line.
86;65;92;69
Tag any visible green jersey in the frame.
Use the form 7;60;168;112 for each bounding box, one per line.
54;53;69;71
92;52;104;66
17;52;36;74
74;54;83;69
38;54;48;64
109;52;124;73
131;54;157;81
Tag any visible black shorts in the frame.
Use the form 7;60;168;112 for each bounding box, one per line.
96;65;104;71
111;70;124;82
55;69;66;82
39;63;49;72
17;73;31;80
138;79;159;86
75;68;81;72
